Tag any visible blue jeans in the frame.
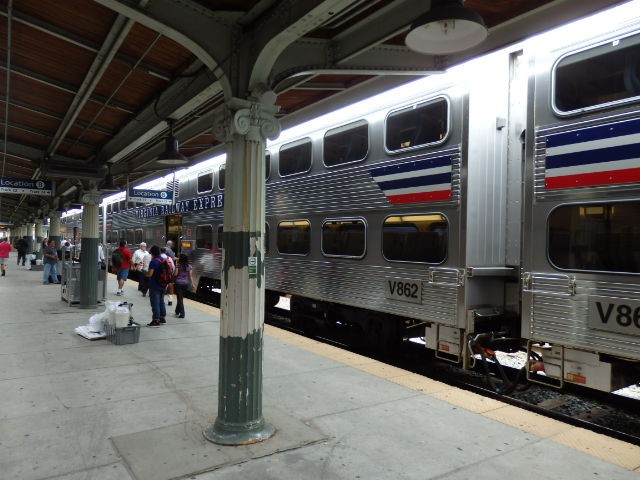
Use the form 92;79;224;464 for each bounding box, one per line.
149;288;166;321
43;262;59;283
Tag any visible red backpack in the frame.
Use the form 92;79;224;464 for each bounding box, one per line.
156;257;174;288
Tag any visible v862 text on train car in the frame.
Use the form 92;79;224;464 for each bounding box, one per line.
384;278;422;304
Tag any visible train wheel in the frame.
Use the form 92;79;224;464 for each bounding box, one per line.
365;313;401;356
290;296;305;330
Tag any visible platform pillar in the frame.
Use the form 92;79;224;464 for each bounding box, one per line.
34;219;43;259
79;192;101;309
26;223;34;257
49;213;61;256
203;95;280;445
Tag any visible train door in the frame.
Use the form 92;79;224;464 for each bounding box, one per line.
521;31;640;391
166;214;183;253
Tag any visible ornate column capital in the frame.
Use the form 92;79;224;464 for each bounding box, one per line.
213;97;281;143
81;192;103;206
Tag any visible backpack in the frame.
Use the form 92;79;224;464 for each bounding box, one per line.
111;249;123;268
156;257;173;288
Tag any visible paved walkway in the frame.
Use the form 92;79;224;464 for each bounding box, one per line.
1;253;639;479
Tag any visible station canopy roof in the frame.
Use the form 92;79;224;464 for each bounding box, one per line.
0;0;626;226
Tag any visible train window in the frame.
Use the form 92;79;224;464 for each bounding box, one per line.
265;152;271;180
382;214;448;263
385;97;448;152
279;138;312;176
144;227;154;243
548;201;640;274
323;120;369;167
119;200;126;212
196;225;214;249
112;230;119;243
198;171;213;193
554;33;640;114
217;225;223;249
322;219;366;258
126;229;134;245
106;230;112;244
134;229;143;244
218;165;225;190
277;220;310;255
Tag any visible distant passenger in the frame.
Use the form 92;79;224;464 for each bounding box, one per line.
42;239;60;284
0;237;12;277
113;240;133;296
15;237;27;266
173;254;195;319
160;247;175;306
145;245;166;327
164;240;176;260
133;242;151;297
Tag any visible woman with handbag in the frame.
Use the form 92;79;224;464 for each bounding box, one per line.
173;254;195;318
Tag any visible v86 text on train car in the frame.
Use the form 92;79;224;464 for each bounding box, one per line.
587;295;640;336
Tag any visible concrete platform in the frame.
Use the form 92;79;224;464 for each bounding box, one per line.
1;253;639;480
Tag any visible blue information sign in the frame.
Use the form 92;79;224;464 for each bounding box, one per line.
128;188;173;205
0;177;53;196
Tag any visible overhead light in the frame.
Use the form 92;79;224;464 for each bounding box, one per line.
405;0;487;55
157;119;188;166
99;174;120;192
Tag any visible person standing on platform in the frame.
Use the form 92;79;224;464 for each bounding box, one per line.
164;241;176;306
161;246;175;306
113;240;132;296
172;254;195;318
97;242;105;268
0;238;13;276
42;239;60;284
164;240;176;260
133;242;151;297
15;237;27;266
145;245;166;327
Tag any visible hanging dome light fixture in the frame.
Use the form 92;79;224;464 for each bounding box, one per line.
157;119;189;166
405;0;487;55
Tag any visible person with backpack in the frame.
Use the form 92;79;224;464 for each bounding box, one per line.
160;246;175;306
112;240;132;296
145;245;169;327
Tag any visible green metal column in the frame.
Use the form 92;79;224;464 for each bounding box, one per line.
49;213;61;256
26;223;34;258
79;192;100;309
203;96;280;445
35;219;43;260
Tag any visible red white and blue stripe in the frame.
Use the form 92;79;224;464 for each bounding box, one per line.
370;155;452;204
545;118;640;190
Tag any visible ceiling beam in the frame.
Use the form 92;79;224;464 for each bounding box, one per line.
0;62;136;115
95;61;221;166
94;0;232;71
0;5;173;81
46;14;134;156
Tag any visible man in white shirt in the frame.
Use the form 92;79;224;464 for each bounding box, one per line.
132;242;151;296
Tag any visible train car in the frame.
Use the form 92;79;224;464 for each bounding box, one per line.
95;4;640;394
521;19;640;391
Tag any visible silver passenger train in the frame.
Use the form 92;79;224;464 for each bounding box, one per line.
66;5;640;394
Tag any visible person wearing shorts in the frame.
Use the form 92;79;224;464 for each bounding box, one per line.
114;240;132;296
